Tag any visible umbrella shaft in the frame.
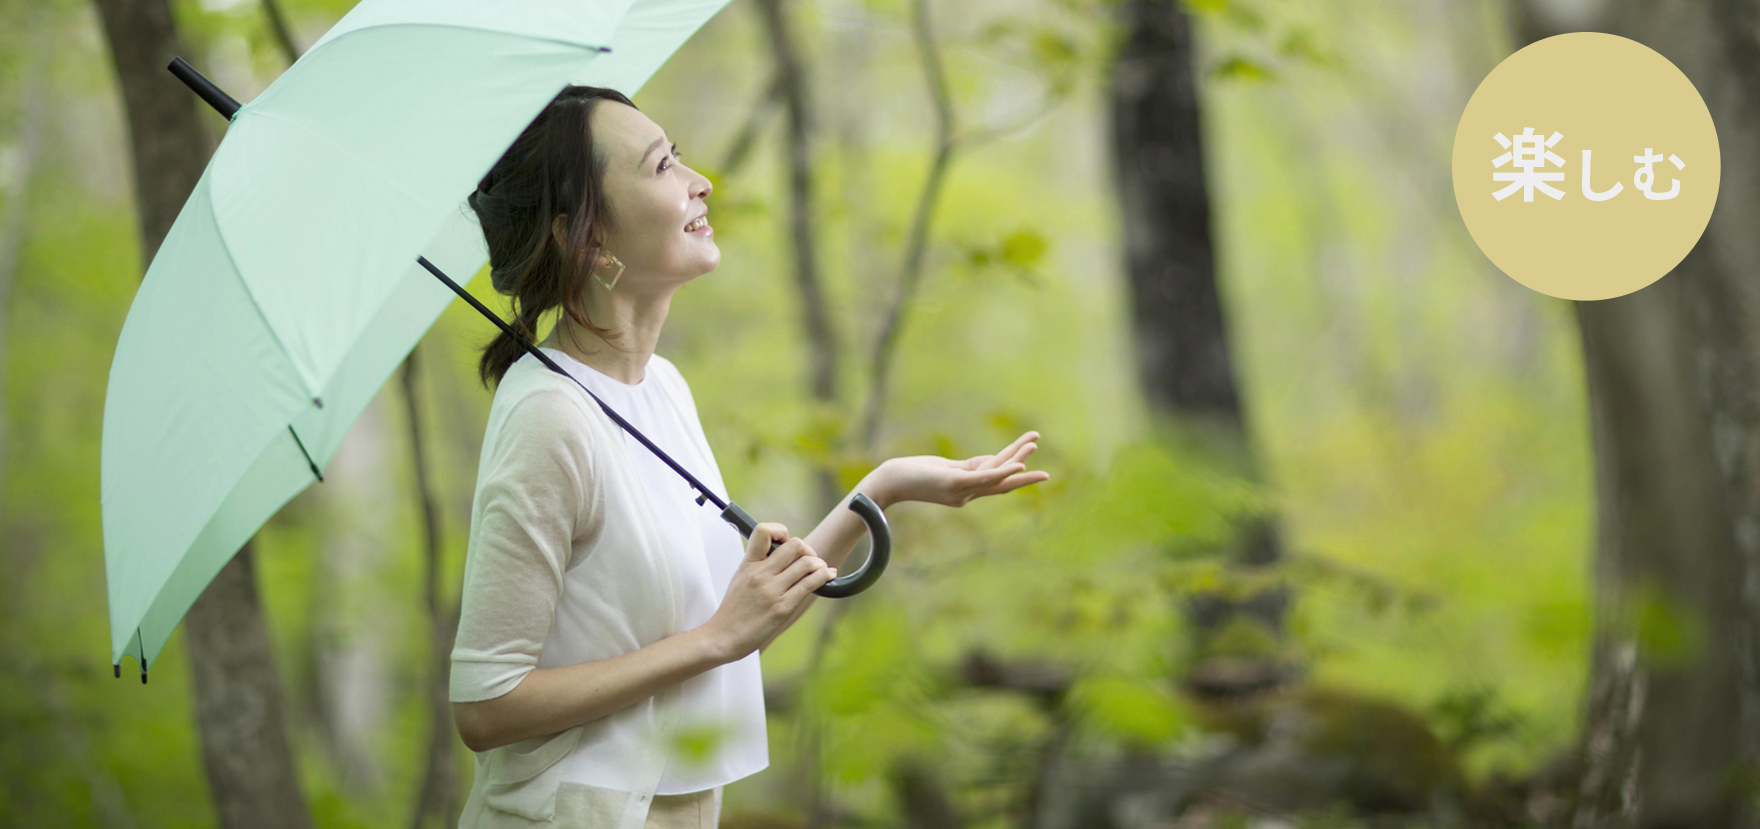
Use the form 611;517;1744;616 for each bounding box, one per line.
413;256;733;514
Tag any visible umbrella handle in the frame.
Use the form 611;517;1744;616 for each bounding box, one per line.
719;493;890;598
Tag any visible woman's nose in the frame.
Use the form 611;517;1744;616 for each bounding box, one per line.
694;172;712;200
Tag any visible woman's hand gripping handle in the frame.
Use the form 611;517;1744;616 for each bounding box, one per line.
719;495;891;598
702;522;835;662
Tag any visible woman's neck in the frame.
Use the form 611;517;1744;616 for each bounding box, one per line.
539;286;674;385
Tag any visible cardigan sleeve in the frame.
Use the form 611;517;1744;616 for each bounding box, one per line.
449;388;595;703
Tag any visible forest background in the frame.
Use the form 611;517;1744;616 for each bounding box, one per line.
1;0;1711;826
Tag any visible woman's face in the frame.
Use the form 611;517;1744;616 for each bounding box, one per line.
581;102;718;287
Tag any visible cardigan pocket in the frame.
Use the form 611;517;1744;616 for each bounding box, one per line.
482;724;586;822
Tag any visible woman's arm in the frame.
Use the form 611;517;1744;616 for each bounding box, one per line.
454;623;736;753
755;465;897;655
752;432;1047;653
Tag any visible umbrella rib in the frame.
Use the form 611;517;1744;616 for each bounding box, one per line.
114;626;149;681
199;172;322;404
287;424;324;482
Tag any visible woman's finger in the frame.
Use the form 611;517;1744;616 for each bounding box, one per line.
783;564;839;605
987;470;1050;494
763;536;811;573
984;432;1036;468
967;464;1049;496
777;551;826;586
954;463;1024;494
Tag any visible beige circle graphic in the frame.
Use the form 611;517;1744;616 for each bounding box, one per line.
1452;32;1719;301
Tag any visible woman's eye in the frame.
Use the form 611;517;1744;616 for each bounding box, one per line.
659;147;680;173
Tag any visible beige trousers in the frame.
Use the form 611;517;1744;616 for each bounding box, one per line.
642;786;722;829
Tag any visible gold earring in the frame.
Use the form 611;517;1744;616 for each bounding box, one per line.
594;253;625;291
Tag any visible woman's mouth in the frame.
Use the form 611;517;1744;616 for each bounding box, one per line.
684;214;711;234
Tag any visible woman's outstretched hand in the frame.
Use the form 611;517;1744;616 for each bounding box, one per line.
877;430;1049;508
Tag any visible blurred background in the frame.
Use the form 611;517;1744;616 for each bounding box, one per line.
3;0;1757;826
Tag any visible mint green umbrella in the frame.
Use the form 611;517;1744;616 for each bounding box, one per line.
100;0;758;682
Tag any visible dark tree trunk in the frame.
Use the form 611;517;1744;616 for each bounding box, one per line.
1514;1;1760;826
1107;0;1291;691
183;548;314;829
91;1;311;826
1572;277;1748;828
91;0;214;257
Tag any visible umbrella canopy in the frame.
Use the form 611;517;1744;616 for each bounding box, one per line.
101;0;736;680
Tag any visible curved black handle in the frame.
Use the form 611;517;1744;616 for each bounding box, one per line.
720;492;891;598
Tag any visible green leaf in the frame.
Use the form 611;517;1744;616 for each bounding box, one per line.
1000;229;1048;267
669;721;734;767
1210;56;1276;82
1030;31;1079;70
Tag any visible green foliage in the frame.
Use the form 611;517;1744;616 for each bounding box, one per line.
802;605;944;786
1189;0;1347;83
973;3;1096;98
1430;683;1528;755
1202;0;1591;784
956;227;1049;286
0;0;1595;825
1065;673;1186;746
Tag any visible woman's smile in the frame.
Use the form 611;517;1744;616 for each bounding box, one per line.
685;210;711;236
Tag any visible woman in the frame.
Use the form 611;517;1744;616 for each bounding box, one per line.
449;85;1049;829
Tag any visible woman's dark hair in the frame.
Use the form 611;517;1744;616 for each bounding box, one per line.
469;84;638;388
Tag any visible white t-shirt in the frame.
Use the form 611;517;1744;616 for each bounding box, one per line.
538;346;768;793
449;347;767;828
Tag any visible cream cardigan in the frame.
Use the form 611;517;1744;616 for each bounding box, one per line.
449;351;698;829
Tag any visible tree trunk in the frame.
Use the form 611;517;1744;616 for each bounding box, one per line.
1571;276;1749;828
750;2;851;824
91;0;215;257
91;1;311;826
184;547;314;829
753;0;843;522
1513;0;1760;826
1107;0;1291;693
402;349;460;829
